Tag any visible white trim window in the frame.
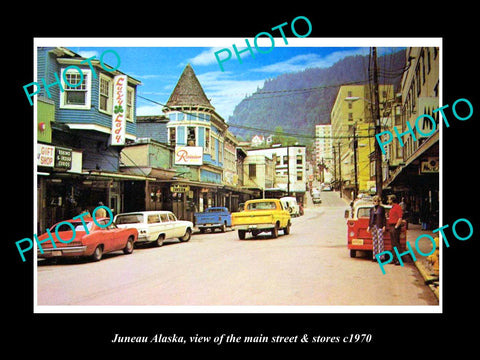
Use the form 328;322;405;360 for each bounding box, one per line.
126;87;134;122
60;68;91;109
99;74;113;114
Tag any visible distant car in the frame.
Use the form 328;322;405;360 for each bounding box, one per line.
194;207;232;233
280;196;300;217
312;192;322;204
114;211;193;246
37;217;137;262
322;185;332;191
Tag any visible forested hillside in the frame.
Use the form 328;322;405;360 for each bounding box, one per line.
227;49;406;143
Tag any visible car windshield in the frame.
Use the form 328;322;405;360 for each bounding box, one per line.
115;214;144;224
247;202;276;210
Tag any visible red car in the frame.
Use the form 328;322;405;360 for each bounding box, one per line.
37;217;138;262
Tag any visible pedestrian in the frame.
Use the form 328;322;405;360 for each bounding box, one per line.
367;195;386;262
387;195;403;265
95;201;107;218
420;201;430;230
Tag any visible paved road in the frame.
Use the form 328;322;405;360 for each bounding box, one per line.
36;191;438;308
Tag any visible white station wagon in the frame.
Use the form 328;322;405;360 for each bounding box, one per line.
114;211;193;246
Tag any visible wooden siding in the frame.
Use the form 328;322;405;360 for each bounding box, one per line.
37;47;137;136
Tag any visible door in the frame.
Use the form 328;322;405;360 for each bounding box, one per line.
96;219;115;252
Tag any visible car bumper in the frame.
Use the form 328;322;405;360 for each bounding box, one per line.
38;246;88;258
198;223;223;228
235;224;274;231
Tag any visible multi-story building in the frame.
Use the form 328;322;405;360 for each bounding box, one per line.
246;145;307;204
384;47;440;227
331;84;394;198
36;47;143;232
315;124;333;183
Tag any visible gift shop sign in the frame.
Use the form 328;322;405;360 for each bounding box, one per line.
111;75;127;146
175;146;203;165
37;144;55;167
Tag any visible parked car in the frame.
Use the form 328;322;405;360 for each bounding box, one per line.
280;196;300;217
114;211;193;246
231;199;291;240
194;207;232;233
37;217;137;262
345;200;407;258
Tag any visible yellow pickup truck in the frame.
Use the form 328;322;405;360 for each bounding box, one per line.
231;199;291;240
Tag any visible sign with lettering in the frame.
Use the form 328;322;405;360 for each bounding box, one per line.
170;184;190;193
37;144;54;167
111;75;127;146
175;146;203;165
54;147;72;170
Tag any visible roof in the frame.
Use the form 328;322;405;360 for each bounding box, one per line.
165;64;215;110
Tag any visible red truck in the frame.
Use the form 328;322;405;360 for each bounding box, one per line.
345;199;407;258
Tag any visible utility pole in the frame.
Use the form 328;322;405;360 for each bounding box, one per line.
353;125;358;199
338;141;342;198
287;146;290;196
372;47;383;199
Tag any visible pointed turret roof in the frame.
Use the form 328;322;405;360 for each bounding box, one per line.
166;64;215;110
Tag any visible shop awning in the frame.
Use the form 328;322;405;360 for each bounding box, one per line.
82;170;156;181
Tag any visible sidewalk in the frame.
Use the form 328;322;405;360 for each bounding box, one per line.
406;224;440;300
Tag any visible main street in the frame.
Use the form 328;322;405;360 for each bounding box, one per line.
36;191;438;307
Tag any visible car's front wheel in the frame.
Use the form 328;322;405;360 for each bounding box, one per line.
238;230;246;240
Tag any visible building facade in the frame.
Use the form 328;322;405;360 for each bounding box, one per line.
246;146;307;204
331;84;394;197
36;47;143;233
384;47;440;228
315;124;333;184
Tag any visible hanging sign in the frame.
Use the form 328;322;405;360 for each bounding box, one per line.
111;75;127;146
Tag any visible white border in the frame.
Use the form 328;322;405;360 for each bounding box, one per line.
33;37;442;314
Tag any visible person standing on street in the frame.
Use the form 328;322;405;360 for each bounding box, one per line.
387;195;403;265
367;195;386;262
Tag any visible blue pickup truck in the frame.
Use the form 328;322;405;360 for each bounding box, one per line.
194;207;232;233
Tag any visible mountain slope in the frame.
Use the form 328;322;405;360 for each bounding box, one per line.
227;50;406;142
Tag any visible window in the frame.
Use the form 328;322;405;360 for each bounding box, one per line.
167;213;176;221
160;213;169;222
60;68;91;109
204;128;210;152
210;136;216;160
99;75;112;113
248;163;256;178
126;88;134;121
296;155;303;165
283;155;288;164
187;126;196;146
297;173;303;181
147;214;160;224
169;127;176;146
